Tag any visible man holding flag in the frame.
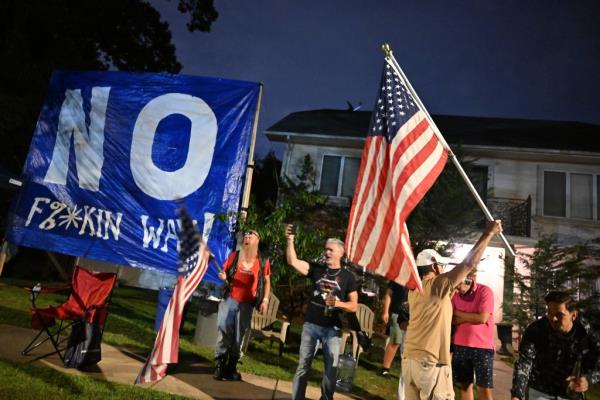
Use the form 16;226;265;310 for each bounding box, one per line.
345;47;508;399
402;221;501;400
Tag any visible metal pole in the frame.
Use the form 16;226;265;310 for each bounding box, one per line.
381;44;515;257
239;83;264;221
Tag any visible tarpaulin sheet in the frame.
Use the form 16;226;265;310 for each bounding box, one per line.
7;70;260;283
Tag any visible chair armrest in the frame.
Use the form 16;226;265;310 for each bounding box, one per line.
24;284;71;307
24;284;71;294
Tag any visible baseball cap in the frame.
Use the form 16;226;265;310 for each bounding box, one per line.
415;249;451;267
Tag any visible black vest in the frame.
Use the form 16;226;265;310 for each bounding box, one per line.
223;251;266;310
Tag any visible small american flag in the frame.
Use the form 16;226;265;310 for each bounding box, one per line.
135;207;211;384
345;61;448;291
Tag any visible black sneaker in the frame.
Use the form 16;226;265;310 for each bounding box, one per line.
378;369;390;378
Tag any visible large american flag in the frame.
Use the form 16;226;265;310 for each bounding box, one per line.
345;61;448;290
135;207;211;384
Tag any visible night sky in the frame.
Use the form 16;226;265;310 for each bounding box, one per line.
151;0;600;158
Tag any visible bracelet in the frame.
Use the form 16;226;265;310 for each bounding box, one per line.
262;297;269;303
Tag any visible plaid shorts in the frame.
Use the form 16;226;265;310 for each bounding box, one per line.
451;345;494;388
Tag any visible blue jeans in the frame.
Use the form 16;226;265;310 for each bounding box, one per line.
214;296;253;360
292;322;341;400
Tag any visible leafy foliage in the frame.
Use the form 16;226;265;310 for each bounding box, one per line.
512;235;600;330
0;1;218;275
0;0;218;174
407;150;482;254
239;154;343;318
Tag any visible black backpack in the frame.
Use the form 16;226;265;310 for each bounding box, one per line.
223;251;267;310
63;319;103;369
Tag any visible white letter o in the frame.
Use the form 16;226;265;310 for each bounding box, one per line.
130;93;217;200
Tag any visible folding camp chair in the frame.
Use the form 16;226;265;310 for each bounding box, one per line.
22;266;117;363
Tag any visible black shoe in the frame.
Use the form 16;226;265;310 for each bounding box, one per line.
213;355;227;380
378;369;390;378
225;356;242;381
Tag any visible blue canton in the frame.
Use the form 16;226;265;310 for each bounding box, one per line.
370;63;419;142
177;208;201;277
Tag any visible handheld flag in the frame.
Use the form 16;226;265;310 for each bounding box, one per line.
345;61;448;290
135;207;211;384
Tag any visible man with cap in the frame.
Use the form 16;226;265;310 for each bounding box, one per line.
214;229;271;381
401;220;502;400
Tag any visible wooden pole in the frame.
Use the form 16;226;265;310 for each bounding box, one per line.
239;83;264;221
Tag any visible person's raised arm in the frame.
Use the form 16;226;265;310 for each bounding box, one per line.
285;224;310;276
444;220;502;288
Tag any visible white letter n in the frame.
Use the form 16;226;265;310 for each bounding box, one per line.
44;87;110;191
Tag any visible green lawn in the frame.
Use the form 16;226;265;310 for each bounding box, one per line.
0;278;399;399
2;277;597;400
0;358;190;399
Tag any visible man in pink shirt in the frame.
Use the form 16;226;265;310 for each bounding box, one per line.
452;270;495;400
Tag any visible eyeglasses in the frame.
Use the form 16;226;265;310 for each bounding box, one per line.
244;231;259;238
463;278;473;285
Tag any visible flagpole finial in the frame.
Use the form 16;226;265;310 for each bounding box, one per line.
381;43;392;57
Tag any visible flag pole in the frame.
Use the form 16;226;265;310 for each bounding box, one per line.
381;44;515;257
239;82;264;221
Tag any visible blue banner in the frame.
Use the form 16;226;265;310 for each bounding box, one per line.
7;70;260;283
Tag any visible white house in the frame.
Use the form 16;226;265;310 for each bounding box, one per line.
266;109;600;324
266;109;600;244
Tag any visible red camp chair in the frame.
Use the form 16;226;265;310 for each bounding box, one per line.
22;266;117;362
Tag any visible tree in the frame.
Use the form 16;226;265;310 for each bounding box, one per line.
512;235;600;332
407;151;482;253
250;151;281;211
239;155;343;318
0;0;218;278
0;0;218;173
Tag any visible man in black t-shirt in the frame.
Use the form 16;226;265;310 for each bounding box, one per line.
285;224;358;400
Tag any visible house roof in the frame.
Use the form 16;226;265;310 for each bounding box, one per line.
266;109;600;153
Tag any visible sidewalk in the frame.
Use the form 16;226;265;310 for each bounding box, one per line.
0;324;517;399
0;324;353;400
493;352;515;399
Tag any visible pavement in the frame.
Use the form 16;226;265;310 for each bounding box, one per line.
0;324;353;400
0;323;516;399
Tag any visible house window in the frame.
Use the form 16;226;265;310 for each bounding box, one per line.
543;171;597;220
543;172;566;217
319;155;360;198
571;174;592;219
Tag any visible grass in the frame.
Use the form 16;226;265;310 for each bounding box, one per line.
0;358;190;399
0;277;399;399
2;277;597;400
